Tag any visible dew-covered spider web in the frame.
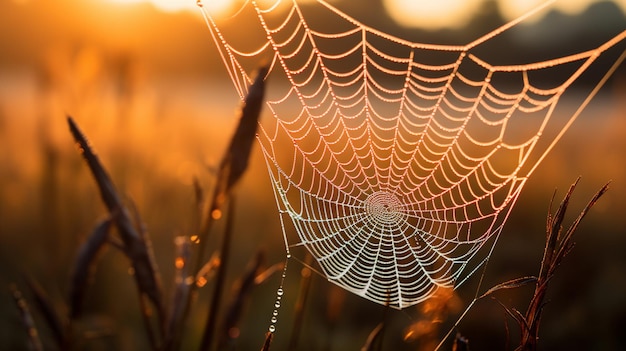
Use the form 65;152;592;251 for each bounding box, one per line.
198;0;626;310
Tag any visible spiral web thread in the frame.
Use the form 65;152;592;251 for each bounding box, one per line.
199;0;626;309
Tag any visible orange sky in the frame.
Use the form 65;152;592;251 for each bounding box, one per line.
0;0;624;78
100;0;626;29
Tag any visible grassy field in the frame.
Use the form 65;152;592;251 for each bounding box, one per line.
0;52;626;350
1;34;626;351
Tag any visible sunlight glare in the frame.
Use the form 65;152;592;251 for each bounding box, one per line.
382;0;485;30
107;0;233;15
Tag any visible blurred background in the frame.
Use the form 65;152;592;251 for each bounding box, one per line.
1;0;625;350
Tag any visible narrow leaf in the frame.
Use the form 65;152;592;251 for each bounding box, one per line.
10;284;44;351
69;216;113;318
492;297;530;334
555;182;610;263
195;254;220;288
26;277;66;347
67;117;126;217
479;276;537;300
260;332;273;351
210;66;268;217
67;116;164;342
361;323;384;351
254;262;283;286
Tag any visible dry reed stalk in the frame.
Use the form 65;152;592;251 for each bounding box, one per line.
67;117;164;348
519;179;609;350
25;277;67;348
10;283;44;351
69;216;113;319
478;178;608;351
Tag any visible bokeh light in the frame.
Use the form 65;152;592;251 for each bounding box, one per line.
382;0;485;30
498;0;626;22
107;0;232;14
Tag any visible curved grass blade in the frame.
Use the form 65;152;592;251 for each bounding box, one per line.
478;276;537;300
361;322;385;351
67;117;164;346
69;216;113;319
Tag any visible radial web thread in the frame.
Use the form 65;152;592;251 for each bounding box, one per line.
200;0;626;309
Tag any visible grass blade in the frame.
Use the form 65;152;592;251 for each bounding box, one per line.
195;66;268;267
67;116;164;347
69;216;113;319
189;66;267;350
10;284;44;351
25;277;67;348
519;179;609;350
200;196;237;351
478;276;537;300
260;332;273;351
361;322;384;351
220;65;268;197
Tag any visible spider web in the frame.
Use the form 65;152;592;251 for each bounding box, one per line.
199;0;626;309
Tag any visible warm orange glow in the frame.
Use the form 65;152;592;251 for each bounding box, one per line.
382;0;485;30
196;276;208;287
211;208;222;220
384;0;626;29
497;0;626;22
175;257;185;269
107;0;233;15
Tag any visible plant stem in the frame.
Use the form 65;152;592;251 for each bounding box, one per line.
200;195;237;351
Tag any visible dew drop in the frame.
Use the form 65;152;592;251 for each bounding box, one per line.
267;256;289;335
211;209;222;220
